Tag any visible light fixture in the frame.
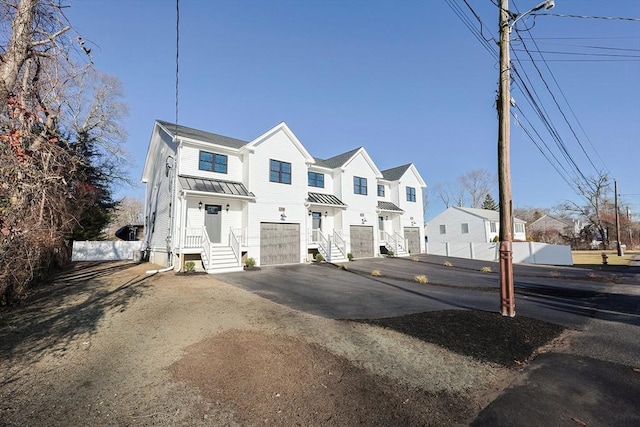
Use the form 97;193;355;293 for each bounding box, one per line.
385;216;389;220
198;201;203;210
308;210;312;216
280;213;287;221
226;204;230;212
361;218;367;224
509;0;555;30
324;211;328;217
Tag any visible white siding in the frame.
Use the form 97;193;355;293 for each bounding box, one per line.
179;143;244;182
426;207;487;244
246;128;309;265
394;168;426;253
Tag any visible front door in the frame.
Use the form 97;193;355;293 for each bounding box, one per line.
312;212;322;231
204;204;222;244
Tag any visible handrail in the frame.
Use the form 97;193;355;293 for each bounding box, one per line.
201;228;212;270
229;227;241;266
394;231;408;253
333;230;346;258
317;230;330;261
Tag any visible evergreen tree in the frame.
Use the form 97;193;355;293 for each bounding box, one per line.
482;194;499;211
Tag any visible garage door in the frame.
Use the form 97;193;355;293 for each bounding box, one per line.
404;227;421;254
260;223;300;266
350;225;374;258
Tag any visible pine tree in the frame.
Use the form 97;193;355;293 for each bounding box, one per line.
482;194;499;211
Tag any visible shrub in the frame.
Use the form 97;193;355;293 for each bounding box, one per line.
347;253;353;261
184;261;196;273
339;264;348;270
481;266;492;273
371;270;381;277
493;235;500;243
387;250;395;257
244;257;256;269
444;261;453;267
414;274;428;284
411;256;420;262
315;253;325;262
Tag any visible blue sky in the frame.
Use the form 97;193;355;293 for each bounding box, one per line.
65;0;640;220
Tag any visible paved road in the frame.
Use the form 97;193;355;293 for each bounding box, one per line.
217;254;640;426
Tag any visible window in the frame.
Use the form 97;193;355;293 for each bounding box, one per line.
199;151;227;173
515;223;525;233
354;176;367;195
308;171;324;188
461;223;469;234
377;184;385;197
406;186;416;202
439;224;446;235
490;222;497;233
270;159;291;184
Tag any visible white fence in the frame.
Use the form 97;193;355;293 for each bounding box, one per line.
72;241;143;262
425;241;573;266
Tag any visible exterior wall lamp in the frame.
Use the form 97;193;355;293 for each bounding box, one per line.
198;201;203;210
280;213;287;221
226;204;230;212
324;211;328;217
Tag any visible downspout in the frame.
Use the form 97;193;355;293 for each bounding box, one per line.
166;153;176;269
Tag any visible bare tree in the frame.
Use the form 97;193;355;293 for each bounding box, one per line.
459;169;495;209
0;0;128;302
559;173;614;249
433;181;465;208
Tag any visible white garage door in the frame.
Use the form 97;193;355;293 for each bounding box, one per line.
350;225;374;259
260;223;300;266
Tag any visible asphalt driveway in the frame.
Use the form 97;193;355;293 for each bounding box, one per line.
216;255;640;327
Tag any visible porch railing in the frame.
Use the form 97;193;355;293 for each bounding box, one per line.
310;228;322;244
185;227;203;248
201;228;212;269
229;227;242;266
231;227;248;246
317;230;330;261
333;230;347;259
394;231;409;254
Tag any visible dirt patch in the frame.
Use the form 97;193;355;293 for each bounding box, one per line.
172;330;473;426
360;310;566;367
0;261;563;426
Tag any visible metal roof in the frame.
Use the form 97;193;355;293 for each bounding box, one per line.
179;176;255;198
307;192;347;206
377;201;403;212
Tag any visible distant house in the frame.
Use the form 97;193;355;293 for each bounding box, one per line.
425;206;526;243
528;214;581;244
141;120;427;272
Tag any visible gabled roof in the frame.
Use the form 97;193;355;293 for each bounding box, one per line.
317;147;362;169
156;120;248;149
247;122;315;163
453;206;525;223
529;214;574;227
377;201;403;212
381;164;411;181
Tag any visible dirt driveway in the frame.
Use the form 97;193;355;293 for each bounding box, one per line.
1;261;562;426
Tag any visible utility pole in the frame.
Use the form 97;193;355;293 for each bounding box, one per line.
615;180;623;256
498;0;515;317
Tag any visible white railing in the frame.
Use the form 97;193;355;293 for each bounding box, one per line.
229;227;241;266
394;231;408;253
231;227;248;246
333;230;347;259
379;230;386;242
310;228;322;244
317;230;330;261
201;228;212;269
184;227;203;248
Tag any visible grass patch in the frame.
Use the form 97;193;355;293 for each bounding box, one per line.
414;274;428;284
481;266;492;273
572;250;637;267
371;270;382;277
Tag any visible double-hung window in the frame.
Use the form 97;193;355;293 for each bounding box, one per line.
377;184;385;197
515;223;525;233
199;151;227;174
439;225;447;234
308;171;324;188
406;186;416;202
270;159;291;184
354;176;367;195
461;223;469;234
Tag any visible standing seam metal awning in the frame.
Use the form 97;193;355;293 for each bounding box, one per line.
179;176;255;198
377;201;403;212
307;192;347;208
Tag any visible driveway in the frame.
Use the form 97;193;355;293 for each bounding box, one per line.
217;255;640;328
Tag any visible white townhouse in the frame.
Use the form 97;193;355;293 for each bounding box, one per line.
141;120;427;273
425;206;527;244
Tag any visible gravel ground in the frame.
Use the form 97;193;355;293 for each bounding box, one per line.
0;261;566;426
